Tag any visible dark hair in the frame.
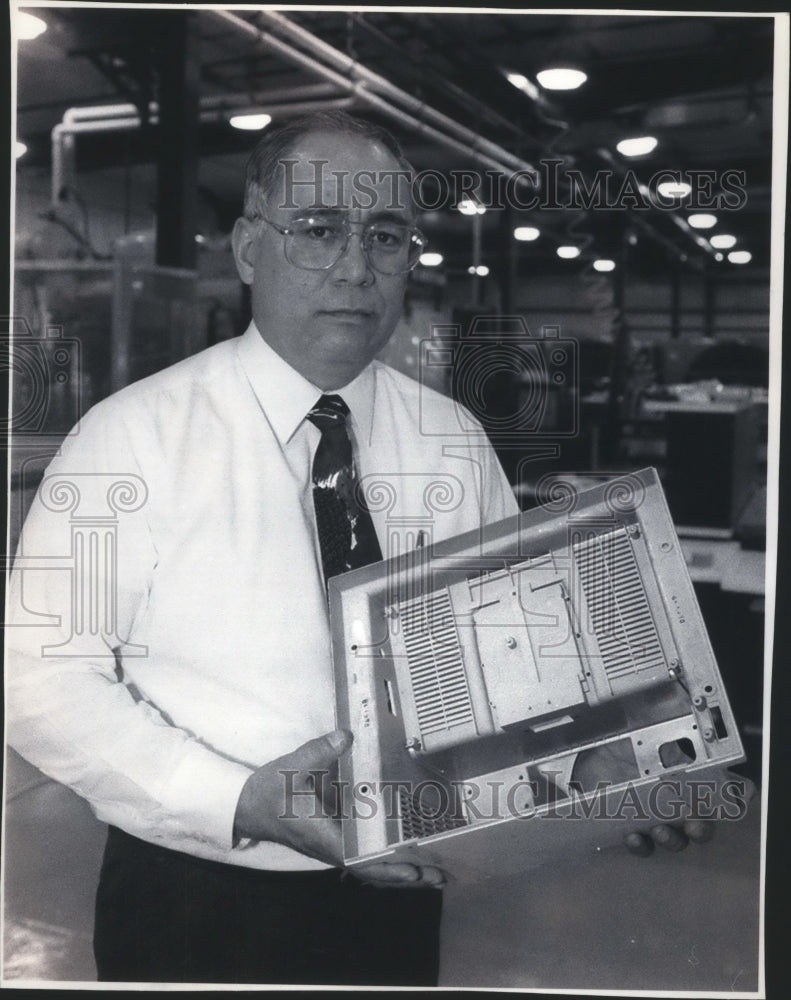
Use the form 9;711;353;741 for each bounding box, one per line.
242;109;414;218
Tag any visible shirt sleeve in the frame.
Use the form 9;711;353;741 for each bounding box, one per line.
5;402;254;856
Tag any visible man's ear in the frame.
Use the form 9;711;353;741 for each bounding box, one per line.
231;217;256;285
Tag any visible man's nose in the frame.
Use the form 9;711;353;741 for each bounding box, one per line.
332;230;374;283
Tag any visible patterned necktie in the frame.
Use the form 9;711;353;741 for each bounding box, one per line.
307;394;383;589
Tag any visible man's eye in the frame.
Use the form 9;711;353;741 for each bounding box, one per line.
299;220;340;241
370;227;406;249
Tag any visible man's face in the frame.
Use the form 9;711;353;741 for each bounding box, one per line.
232;129;414;390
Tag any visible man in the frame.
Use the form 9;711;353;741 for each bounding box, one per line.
6;110;729;987
6;111;519;985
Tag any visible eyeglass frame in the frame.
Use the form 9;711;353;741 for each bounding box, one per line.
246;211;428;275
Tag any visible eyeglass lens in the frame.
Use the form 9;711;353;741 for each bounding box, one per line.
285;217;422;274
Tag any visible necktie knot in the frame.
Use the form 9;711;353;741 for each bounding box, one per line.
308;394;349;431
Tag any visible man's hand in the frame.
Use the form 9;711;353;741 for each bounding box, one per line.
623;818;715;857
571;740;755;857
234;728;445;889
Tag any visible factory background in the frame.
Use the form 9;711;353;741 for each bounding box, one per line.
4;5;782;990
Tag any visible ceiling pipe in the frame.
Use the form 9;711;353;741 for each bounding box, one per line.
274;10;716;265
50;95;354;203
253;10;533;176
47;12;718;271
203;82;343;107
212;10;714;267
348;12;526;143
58;84;341;125
596;147;716;265
52;115;140;202
209;9;538;184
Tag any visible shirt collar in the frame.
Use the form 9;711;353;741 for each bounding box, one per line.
236;322;376;446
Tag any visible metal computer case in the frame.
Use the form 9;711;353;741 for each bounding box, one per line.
329;469;745;882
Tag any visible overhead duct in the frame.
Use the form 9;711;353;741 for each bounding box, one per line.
50;91;354;203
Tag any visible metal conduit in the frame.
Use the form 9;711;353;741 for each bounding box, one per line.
256;10;534;176
51;96;354;202
210;9;537;183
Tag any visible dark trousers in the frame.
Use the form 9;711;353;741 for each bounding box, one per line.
94;826;442;985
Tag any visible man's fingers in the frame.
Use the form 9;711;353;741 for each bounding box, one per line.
650;823;689;852
350;862;447;889
352;862;420;886
623;832;654;857
282;728;353;772
234;730;353;850
417;865;446;887
684;818;715;843
625;819;716;857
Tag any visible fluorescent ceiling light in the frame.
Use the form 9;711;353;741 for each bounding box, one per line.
728;250;752;264
513;226;540;242
536;68;587;91
616;136;658;157
15;141;27;159
593;259;615;272
458;197;486;216
17;11;47;40
419;252;443;267
656;180;692;200
506;72;540;100
230;113;272;131
687;213;717;229
557;246;580;259
710;233;737;249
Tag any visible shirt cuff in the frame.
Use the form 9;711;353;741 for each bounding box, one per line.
158;740;254;853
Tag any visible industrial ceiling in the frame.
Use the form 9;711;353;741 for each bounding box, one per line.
14;7;777;278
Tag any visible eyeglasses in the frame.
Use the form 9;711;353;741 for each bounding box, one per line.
250;213;428;275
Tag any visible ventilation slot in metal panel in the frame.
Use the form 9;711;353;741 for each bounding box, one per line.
573;529;667;682
398;786;469;841
399;589;475;740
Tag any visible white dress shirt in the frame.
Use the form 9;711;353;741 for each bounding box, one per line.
6;322;519;870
